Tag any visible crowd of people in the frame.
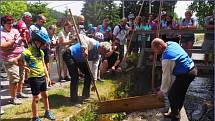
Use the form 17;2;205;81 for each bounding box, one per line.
0;9;213;121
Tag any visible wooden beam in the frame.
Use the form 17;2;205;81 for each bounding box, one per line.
146;61;214;71
144;48;212;54
97;94;164;114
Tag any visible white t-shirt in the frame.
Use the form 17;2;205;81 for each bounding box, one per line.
113;25;129;45
58;31;73;48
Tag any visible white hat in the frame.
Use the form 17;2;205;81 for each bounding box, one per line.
95;32;104;40
23;12;32;18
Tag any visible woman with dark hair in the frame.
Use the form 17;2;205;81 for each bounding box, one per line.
0;15;28;105
57;21;75;82
164;15;179;43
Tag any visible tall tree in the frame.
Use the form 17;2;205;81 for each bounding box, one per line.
188;1;214;27
27;2;63;28
0;1;28;20
81;0;120;26
119;1;176;19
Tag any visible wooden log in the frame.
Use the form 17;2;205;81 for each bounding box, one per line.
146;61;214;71
97;94;165;114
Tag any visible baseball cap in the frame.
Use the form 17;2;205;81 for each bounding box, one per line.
95;32;104;40
128;13;135;19
23;12;32;18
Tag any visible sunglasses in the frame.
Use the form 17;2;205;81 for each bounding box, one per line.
5;22;13;25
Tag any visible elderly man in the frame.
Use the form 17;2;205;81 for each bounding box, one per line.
151;38;197;120
62;34;112;104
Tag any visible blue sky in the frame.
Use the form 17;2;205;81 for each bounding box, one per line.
29;1;194;18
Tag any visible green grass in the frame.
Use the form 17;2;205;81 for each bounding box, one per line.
195;33;204;44
2;80;119;121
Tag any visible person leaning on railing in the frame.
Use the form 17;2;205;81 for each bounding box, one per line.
202;11;214;64
178;10;197;57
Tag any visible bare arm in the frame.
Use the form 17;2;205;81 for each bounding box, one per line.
42;58;52;85
0;39;16;50
10;55;30;72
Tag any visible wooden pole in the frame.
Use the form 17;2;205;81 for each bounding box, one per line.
120;0;145;68
68;9;101;101
151;0;163;91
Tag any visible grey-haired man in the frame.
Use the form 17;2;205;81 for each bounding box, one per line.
62;34;112;104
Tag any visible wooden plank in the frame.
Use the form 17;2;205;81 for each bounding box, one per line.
146;61;214;71
97;94;165;114
144;48;212;54
135;29;214;34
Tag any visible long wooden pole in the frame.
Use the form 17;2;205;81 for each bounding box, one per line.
120;0;145;68
151;0;163;91
68;9;101;101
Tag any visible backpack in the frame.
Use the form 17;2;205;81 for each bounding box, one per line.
182;18;194;25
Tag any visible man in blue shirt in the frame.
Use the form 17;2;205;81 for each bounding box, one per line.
62;34;112;104
151;38;197;120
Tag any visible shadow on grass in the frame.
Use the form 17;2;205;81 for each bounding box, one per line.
2;118;31;121
48;94;72;109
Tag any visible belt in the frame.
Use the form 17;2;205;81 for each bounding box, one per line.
188;66;197;76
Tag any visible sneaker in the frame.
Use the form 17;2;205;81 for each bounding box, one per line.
58;76;63;82
45;111;56;120
64;76;70;81
97;78;105;82
32;117;42;121
17;93;29;98
10;98;22;105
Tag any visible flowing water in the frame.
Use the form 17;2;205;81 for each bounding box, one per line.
185;77;214;121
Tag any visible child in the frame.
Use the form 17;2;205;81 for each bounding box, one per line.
10;30;55;121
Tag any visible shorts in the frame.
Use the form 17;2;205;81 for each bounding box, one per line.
106;52;119;69
29;76;47;96
180;34;195;44
202;39;214;54
3;61;25;84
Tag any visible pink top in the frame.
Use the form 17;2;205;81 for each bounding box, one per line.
0;28;24;60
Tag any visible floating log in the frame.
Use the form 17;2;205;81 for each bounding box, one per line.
97;94;164;114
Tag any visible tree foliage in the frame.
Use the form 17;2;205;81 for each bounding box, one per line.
0;1;65;28
188;1;214;27
0;1;28;20
81;0;120;26
119;1;176;19
28;2;65;28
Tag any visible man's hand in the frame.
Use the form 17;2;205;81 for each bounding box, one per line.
91;80;97;91
157;90;164;99
82;47;88;61
111;66;116;71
